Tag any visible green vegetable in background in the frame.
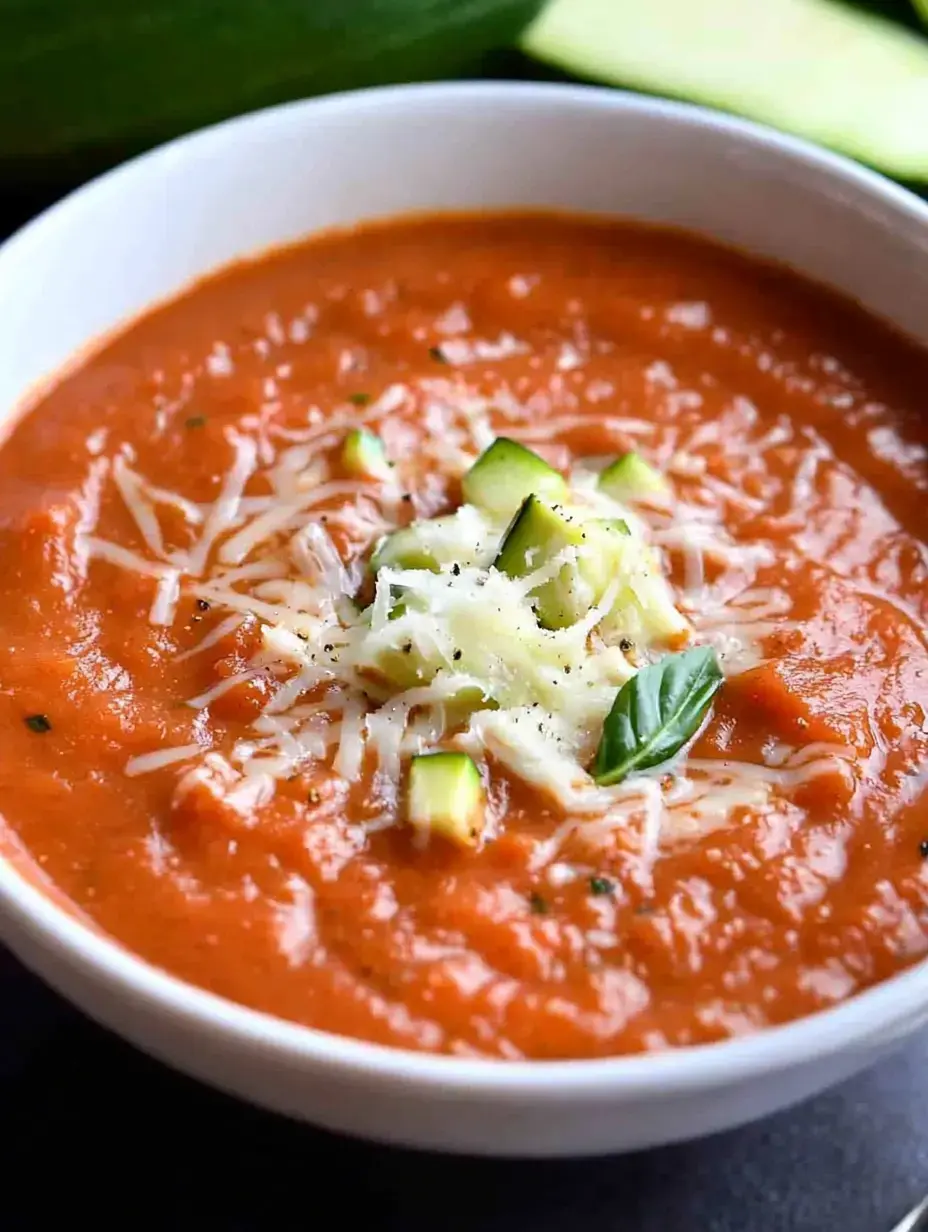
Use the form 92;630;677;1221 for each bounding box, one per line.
591;646;724;786
0;0;539;183
521;0;928;181
3;0;928;190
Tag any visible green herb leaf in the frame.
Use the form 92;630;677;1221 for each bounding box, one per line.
185;414;207;429
528;891;549;915
428;345;448;363
592;646;723;786
348;392;371;406
25;713;52;733
589;876;613;896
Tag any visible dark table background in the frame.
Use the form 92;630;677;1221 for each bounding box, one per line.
2;181;926;1232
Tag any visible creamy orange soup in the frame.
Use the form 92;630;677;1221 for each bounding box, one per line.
1;214;926;1059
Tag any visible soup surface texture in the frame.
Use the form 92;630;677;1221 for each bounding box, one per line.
1;214;927;1060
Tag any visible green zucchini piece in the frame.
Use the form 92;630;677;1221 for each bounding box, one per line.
462;437;568;517
598;452;670;504
0;0;540;180
370;506;495;574
342;428;392;480
521;0;928;180
407;751;485;846
494;501;638;629
592;516;631;538
371;525;443;573
494;494;590;629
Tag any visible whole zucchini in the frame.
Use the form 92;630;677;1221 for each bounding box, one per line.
0;0;539;183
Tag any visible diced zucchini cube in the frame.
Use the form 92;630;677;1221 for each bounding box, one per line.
598;451;670;503
407;752;485;846
342;428;392;481
462;437;567;517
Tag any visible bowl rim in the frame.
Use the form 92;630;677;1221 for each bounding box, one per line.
2;78;927;1099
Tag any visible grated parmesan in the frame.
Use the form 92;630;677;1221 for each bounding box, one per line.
81;366;824;876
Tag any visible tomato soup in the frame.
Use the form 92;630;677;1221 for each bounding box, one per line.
1;214;926;1060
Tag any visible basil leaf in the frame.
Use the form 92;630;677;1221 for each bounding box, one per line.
592;646;723;786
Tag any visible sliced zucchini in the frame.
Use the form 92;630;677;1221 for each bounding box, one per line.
521;0;928;181
407;751;485;847
494;494;589;629
580;516;636;603
342;428;392;480
370;504;494;574
595;516;631;537
371;524;443;573
599;543;691;647
462;437;567;517
494;497;684;647
494;499;638;629
598;452;670;504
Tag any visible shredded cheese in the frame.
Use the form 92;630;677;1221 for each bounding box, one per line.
125;743;203;777
82;368;824;874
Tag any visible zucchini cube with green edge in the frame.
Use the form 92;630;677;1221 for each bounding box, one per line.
407;752;485;846
598;451;670;503
370;513;483;574
462;437;567;517
341;428;392;480
370;524;441;573
495;496;625;629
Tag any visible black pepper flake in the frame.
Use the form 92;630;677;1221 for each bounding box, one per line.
25;714;52;734
564;665;572;674
348;392;371;406
451;563;461;576
297;632;309;642
323;643;334;652
402;641;413;654
619;637;633;652
529;891;549;915
402;493;413;503
196;598;210;611
920;840;928;859
428;345;447;363
453;649;462;661
185;414;207;429
589;876;613;896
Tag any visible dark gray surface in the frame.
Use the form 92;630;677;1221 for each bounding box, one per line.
0;945;925;1229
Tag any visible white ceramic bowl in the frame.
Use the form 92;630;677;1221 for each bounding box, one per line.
1;82;927;1158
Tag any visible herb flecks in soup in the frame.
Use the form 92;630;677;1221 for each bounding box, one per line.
2;215;926;1059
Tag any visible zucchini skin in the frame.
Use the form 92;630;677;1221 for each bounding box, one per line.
521;0;928;181
1;0;541;184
